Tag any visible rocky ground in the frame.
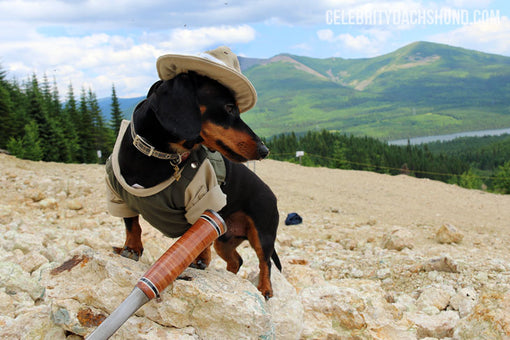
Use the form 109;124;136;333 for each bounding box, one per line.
1;153;510;339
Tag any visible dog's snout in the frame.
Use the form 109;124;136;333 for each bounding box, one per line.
258;143;269;159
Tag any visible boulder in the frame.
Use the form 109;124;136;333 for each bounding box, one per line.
382;228;414;251
39;246;303;339
407;311;460;338
453;288;510;339
435;223;464;244
299;280;414;339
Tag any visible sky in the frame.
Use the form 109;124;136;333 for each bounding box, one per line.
0;0;509;99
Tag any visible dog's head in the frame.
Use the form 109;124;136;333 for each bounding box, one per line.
140;72;268;162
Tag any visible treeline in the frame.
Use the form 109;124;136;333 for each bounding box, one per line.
425;134;510;171
265;130;510;194
0;66;124;163
422;134;510;193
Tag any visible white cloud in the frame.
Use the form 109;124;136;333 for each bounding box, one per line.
317;29;335;41
161;25;257;53
429;15;510;55
0;24;256;99
445;0;494;8
317;28;392;56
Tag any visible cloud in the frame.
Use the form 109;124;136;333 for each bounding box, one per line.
0;0;508;98
317;28;392;56
0;24;256;99
160;25;257;53
429;15;510;55
445;0;494;8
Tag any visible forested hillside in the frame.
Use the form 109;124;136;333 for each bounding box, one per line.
240;41;510;139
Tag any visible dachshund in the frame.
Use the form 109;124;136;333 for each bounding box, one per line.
107;71;281;299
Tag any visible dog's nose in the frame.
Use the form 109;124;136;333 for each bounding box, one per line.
257;143;269;159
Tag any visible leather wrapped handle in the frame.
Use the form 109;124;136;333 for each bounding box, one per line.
135;209;227;300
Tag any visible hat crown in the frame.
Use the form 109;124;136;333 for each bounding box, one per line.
204;46;241;73
156;46;257;112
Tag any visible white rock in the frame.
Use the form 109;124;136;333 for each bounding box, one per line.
450;287;477;318
454;288;510;339
407;311;460;338
0;305;67;339
417;285;455;312
299;280;407;339
435;223;464;244
67;199;83;210
422;255;459;273
20;252;49;273
0;261;45;301
300;283;367;338
382;228;414;251
39;197;58;209
42;246;302;339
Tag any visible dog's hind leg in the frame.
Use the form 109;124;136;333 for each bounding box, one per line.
113;216;144;261
245;218;275;300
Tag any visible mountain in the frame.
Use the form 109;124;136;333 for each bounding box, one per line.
104;42;510;140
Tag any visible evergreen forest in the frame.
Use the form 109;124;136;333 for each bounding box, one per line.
0;67;123;164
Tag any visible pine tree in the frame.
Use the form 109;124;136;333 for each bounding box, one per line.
63;83;80;162
110;83;123;137
7;120;43;161
0;75;14;148
21;120;44;160
25;74;55;160
494;161;510;194
77;87;95;162
88;89;111;163
6;78;29;140
41;73;53;114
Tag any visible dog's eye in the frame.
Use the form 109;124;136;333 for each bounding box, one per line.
224;104;236;115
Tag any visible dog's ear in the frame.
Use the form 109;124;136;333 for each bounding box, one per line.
150;73;201;141
147;80;163;97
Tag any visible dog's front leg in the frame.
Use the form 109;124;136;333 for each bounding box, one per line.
189;245;211;270
113;216;144;261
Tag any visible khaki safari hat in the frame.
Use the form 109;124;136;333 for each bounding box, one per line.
156;46;257;113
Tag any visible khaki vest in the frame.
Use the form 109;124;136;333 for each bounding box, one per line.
105;120;226;238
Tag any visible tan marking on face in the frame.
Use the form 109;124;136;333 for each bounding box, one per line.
168;141;199;153
200;122;259;160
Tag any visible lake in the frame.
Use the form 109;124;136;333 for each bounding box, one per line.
388;127;510;145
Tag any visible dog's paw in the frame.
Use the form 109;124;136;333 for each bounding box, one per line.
112;246;143;261
258;283;274;300
261;290;273;300
189;259;208;270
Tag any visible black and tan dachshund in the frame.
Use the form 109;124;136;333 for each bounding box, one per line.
112;71;281;299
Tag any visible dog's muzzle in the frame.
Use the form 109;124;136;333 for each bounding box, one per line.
257;142;269;159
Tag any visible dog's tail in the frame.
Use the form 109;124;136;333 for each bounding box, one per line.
272;250;282;272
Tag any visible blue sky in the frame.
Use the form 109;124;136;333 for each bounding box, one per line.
0;0;509;99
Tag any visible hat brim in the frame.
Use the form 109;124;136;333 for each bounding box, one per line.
156;54;257;113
